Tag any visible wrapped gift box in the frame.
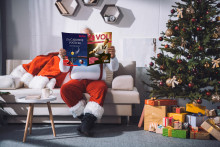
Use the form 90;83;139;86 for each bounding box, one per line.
172;129;188;139
144;105;166;131
217;109;220;116
145;99;177;106
201;119;220;141
173;107;185;113
163;126;173;137
214;116;220;124
163;117;174;127
205;109;216;117
186;114;208;127
167;113;188;122
173;121;182;129
186;103;206;115
156;125;164;134
190;130;210;140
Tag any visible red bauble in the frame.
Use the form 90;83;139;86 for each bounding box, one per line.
197;99;202;104
164;44;169;48
182;28;186;32
206;11;209;14
206;91;211;96
177;59;182;64
191;18;196;22
187;55;192;59
197;27;202;31
188;83;194;88
149;62;154;66
198;46;204;51
175;26;179;30
159;37;163;41
171;9;175;14
157;53;162;58
159;81;164;86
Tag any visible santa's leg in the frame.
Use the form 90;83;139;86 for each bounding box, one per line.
79;80;107;136
60;79;86;118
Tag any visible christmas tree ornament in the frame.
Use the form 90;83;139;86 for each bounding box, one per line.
159;37;163;41
192;68;197;73
182;28;186;32
212;58;220;68
174;26;179;30
157;53;162;58
197;27;202;31
198;46;203;51
165;29;173;37
212;93;220;102
191;18;196;22
206;91;211;96
177;59;182;64
164;44;169;48
149;62;154;66
159;81;164;86
212;33;218;39
187;54;192;59
204;62;210;68
196;98;202;104
160;65;166;70
186;6;195;14
177;78;182;84
171;43;175;48
171;9;175;14
188;83;194;88
216;16;220;21
166;76;179;88
176;8;183;18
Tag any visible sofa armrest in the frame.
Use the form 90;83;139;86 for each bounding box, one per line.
112;75;134;91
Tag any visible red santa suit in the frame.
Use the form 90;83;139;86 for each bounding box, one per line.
59;55;119;120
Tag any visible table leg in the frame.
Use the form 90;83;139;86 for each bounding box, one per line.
29;104;34;134
47;102;56;137
23;103;32;142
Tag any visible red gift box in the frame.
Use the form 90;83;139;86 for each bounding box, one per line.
145;99;177;106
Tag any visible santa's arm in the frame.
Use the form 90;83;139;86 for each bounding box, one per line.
106;57;119;72
58;55;70;72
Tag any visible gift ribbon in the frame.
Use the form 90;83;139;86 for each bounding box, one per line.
170;76;179;88
207;127;213;133
177;8;183;18
212;58;220;68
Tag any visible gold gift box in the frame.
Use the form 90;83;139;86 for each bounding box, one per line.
201;119;220;141
144;105;166;131
167;113;188;122
186;104;206;115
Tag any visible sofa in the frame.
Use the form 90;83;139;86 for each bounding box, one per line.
0;59;140;124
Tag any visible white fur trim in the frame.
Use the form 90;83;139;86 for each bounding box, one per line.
69;100;86;118
20;73;34;86
29;76;49;89
46;78;56;89
10;65;27;78
84;101;104;120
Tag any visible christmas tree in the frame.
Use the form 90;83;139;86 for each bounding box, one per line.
147;0;220;104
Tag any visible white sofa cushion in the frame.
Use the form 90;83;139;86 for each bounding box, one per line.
0;75;23;89
112;75;134;91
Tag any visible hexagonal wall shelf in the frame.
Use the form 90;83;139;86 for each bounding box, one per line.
100;4;121;24
55;0;79;16
82;0;100;6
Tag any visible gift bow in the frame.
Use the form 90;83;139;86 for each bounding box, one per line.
177;8;183;18
151;97;157;100
169;76;179;88
212;58;220;68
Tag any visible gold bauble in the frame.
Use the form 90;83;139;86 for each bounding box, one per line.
216;16;220;21
212;33;218;39
71;51;74;55
186;6;195;14
171;43;175;48
177;78;182;84
165;29;173;37
166;78;172;87
204;62;210;68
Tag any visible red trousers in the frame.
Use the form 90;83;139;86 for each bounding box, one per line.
60;79;108;107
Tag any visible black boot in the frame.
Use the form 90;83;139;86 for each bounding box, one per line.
76;114;84;132
77;113;97;137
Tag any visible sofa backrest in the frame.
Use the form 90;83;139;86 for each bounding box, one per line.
6;59;136;85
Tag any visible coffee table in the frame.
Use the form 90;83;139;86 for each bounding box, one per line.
16;95;57;142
